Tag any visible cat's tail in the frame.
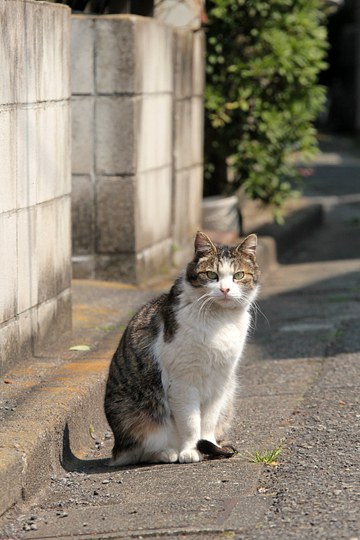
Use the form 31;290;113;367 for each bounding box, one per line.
197;439;237;459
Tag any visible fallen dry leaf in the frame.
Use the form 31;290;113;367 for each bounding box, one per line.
69;345;91;352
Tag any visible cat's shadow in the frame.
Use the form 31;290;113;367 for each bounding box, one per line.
61;423;112;474
61;423;161;474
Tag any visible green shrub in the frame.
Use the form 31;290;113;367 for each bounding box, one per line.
204;0;328;220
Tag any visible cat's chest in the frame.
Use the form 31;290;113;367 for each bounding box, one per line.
160;307;249;369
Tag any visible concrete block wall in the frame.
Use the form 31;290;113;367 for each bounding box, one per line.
172;28;204;264
0;0;72;374
71;15;204;283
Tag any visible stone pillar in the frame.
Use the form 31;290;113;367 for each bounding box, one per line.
172;28;204;265
71;14;204;283
0;0;72;374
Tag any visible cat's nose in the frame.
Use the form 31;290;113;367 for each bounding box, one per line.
220;287;230;296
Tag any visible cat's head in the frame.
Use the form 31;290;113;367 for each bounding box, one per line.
185;231;260;309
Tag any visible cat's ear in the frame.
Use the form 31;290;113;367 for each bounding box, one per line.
194;231;217;257
236;234;257;256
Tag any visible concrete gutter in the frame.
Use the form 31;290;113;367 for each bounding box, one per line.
0;199;323;517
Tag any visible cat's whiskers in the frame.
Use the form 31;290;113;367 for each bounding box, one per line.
250;300;269;329
233;295;250;310
193;291;212;306
197;295;215;320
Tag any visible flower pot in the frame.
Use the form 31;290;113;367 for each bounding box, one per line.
202;195;241;234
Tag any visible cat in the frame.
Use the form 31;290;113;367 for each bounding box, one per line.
104;231;260;465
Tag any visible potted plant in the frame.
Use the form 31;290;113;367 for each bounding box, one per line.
202;0;328;232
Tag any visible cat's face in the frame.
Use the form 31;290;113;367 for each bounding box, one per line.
185;232;260;310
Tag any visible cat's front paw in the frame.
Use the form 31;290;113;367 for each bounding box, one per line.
179;448;203;463
159;448;179;463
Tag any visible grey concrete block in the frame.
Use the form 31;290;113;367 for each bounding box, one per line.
55;196;72;294
0;319;20;375
72;97;94;175
172;240;194;269
95;176;136;254
0;0;24;105
136;237;173;284
33;290;71;355
0;108;17;213
95;254;137;283
155;0;202;30
17;103;69;207
187;164;203;233
192;30;205;97
174;29;194;99
16;107;38;209
72;175;95;255
56;289;72;337
191;96;204;165
18;308;36;359
95;242;172;284
17;207;38;314
35;298;58;351
173;168;191;245
95;17;173;95
95;17;135;95
0;213;17;324
136;167;172;251
135;18;173;94
72;255;95;279
0;0;70;105
17;102;70;204
136;94;173;173
95;97;135;175
174;98;193;170
32;2;71;102
35;203;57;304
55;102;72;198
71;16;94;95
173;166;202;246
36;104;59;204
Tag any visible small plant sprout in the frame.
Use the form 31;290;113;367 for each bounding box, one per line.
245;446;282;465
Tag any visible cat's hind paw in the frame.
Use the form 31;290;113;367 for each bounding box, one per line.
197;439;236;459
179;448;203;463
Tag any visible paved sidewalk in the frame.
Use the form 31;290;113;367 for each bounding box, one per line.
1;135;360;539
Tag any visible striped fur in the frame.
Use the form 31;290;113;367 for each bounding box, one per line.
104;231;260;465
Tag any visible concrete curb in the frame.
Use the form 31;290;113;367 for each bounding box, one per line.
0;332;116;516
252;203;323;263
0;201;324;518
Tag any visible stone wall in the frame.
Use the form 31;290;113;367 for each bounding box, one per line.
71;15;204;282
0;0;72;374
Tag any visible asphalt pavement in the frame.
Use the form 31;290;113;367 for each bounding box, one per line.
1;135;360;539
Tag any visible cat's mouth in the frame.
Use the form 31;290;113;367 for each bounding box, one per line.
215;295;236;306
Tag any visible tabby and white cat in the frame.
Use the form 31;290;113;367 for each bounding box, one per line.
104;231;260;465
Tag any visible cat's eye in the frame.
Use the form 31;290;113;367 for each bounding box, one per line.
206;271;218;280
233;271;245;280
